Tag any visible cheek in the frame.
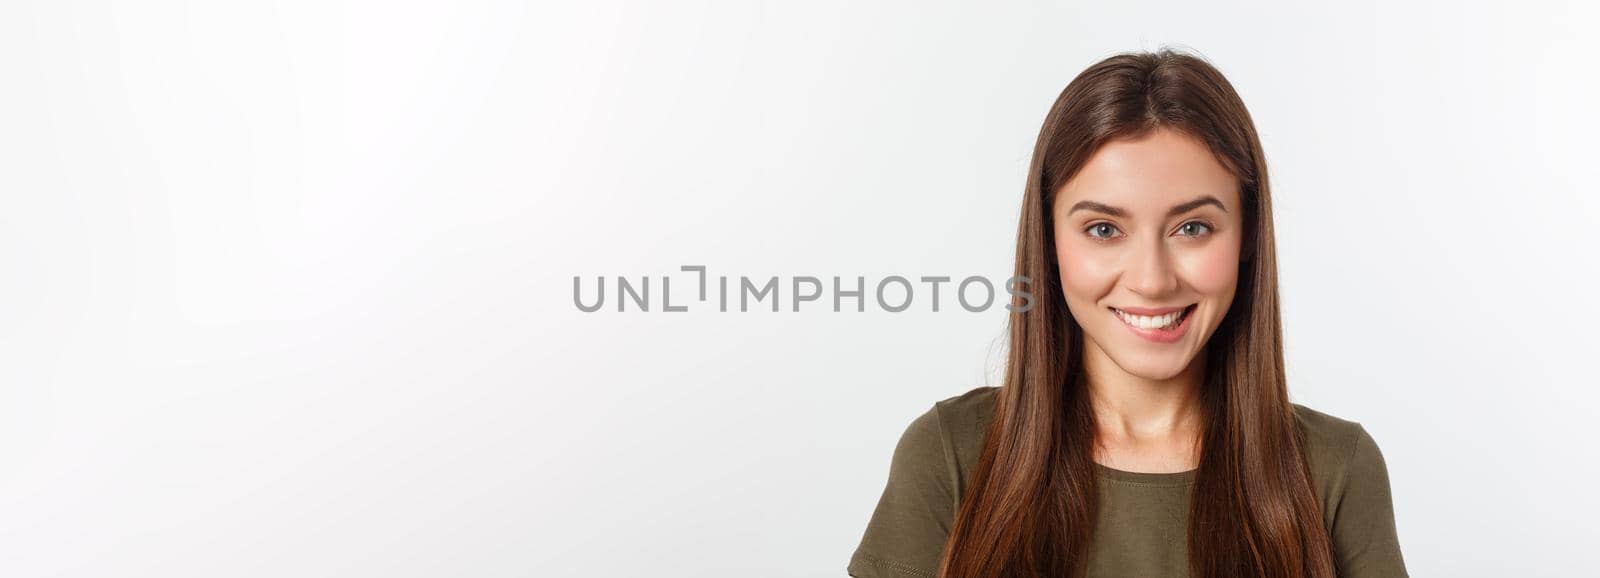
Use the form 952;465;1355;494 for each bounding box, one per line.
1054;241;1119;304
1178;237;1242;297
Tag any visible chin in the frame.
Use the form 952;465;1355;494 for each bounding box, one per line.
1117;357;1191;380
1103;345;1196;381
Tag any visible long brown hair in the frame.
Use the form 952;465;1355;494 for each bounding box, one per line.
935;49;1335;578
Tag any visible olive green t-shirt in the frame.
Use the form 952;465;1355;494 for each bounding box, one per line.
848;386;1408;578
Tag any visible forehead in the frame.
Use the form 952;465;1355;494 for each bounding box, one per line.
1055;128;1239;212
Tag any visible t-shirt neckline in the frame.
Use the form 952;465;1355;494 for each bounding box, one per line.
1093;462;1198;485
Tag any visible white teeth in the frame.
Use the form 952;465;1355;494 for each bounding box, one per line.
1115;307;1187;330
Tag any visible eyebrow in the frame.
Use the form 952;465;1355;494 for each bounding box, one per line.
1066;195;1227;219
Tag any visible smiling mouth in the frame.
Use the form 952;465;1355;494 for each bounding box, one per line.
1108;304;1197;331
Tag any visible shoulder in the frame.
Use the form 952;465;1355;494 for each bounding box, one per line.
933;384;1001;427
898;385;998;462
1291;403;1393;526
920;386;1000;498
1292;404;1408;571
875;386;1001;505
930;385;1000;445
850;389;1000;578
868;387;1002;525
1291;402;1367;459
1291;402;1371;479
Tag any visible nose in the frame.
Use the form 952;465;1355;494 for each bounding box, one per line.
1125;235;1179;298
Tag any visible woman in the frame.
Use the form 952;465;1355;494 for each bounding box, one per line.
847;49;1408;578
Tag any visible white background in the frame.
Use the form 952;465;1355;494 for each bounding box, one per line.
3;1;1597;576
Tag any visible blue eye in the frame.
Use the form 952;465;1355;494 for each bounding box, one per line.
1085;221;1214;242
1086;223;1121;240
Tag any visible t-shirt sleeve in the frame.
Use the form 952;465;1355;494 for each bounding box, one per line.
847;404;958;578
1330;424;1410;578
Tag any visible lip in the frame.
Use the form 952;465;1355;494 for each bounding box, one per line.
1109;304;1196;344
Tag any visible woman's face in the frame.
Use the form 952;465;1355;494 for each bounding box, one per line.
1051;128;1244;381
